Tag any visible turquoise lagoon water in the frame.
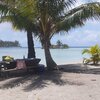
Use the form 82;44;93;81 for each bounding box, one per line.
0;47;88;65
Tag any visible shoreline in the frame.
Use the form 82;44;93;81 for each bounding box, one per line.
40;60;83;66
57;60;82;65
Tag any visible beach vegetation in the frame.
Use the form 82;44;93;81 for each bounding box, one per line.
56;40;63;47
0;40;20;47
82;44;100;65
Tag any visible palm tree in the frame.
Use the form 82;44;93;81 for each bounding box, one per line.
56;40;63;47
1;0;100;70
34;1;100;69
0;0;37;58
82;45;100;64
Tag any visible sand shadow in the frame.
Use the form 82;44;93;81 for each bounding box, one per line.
1;63;93;91
0;70;84;91
58;63;100;75
0;75;31;89
23;71;66;92
23;70;85;92
0;71;66;90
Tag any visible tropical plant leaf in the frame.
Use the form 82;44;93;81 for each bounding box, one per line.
56;2;100;32
82;45;100;64
82;49;90;54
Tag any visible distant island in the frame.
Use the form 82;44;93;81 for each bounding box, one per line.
50;40;69;49
0;40;20;47
42;40;69;49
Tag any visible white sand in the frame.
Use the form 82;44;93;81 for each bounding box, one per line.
0;63;100;100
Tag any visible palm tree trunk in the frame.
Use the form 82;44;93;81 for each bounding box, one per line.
44;41;57;70
27;30;36;58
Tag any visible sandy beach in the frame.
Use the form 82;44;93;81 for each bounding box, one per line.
0;0;100;99
0;63;100;100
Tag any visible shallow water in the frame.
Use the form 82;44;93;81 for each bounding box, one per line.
0;47;88;65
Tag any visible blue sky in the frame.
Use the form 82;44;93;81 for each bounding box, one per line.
0;0;100;47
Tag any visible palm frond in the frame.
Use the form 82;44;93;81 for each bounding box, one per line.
82;49;90;55
56;2;100;32
0;0;37;20
0;0;38;32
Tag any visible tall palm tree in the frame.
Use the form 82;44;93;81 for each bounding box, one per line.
34;0;100;70
0;0;100;70
0;0;37;58
56;40;63;47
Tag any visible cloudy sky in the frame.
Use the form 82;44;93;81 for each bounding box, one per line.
0;0;100;47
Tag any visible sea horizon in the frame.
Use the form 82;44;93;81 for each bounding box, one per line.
1;46;90;48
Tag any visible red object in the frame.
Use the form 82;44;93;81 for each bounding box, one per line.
16;60;26;69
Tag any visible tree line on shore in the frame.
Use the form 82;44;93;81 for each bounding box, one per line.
0;40;20;47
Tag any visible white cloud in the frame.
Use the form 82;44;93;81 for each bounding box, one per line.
94;0;100;2
52;27;100;46
81;32;99;42
74;0;84;7
0;23;12;33
87;20;100;24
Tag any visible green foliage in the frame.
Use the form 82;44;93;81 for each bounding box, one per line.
0;0;37;31
82;45;100;65
3;56;14;62
56;2;100;32
0;40;20;47
63;44;69;48
50;40;69;49
56;40;63;47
